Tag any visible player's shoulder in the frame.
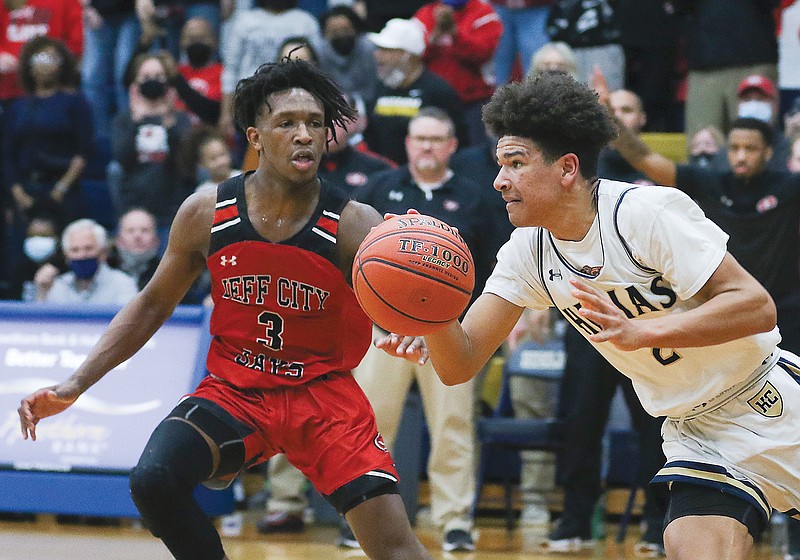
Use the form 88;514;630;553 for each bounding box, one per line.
598;178;692;216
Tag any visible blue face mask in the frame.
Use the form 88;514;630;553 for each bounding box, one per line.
442;0;468;6
70;257;100;280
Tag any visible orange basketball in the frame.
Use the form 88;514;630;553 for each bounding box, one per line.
352;214;475;336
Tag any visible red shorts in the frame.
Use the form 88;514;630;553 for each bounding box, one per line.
190;372;398;496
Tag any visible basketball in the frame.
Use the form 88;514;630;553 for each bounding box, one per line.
352;214;475;336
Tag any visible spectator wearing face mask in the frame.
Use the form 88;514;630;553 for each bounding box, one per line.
363;18;467;165
169;16;223;126
708;75;792;172
110;52;192;232
688;126;724;169
317;5;379;106
4;208;65;301
35;218;138;304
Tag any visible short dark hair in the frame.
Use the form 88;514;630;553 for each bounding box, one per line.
319;5;366;33
18;36;78;93
409;106;455;137
729;117;774;147
233;59;356;143
482;71;618;178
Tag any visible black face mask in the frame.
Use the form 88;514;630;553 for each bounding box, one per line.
689;153;715;169
186;42;213;67
256;0;295;10
330;35;356;56
139;78;167;100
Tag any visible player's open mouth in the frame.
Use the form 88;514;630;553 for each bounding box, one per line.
292;151;315;170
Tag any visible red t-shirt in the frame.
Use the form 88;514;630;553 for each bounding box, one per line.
176;62;222;123
0;0;83;100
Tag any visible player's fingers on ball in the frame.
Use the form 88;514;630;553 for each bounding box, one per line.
383;212;398;221
404;336;423;354
406;208;420;214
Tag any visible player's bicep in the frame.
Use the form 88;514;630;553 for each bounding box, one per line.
338;200;383;282
695;252;769;305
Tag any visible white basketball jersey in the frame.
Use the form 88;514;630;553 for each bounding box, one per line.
486;179;781;417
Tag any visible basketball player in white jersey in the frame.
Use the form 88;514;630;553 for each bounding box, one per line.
380;71;800;560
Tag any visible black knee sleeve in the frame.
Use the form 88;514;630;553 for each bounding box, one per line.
129;411;225;560
326;470;400;515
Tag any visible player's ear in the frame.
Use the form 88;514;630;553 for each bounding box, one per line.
246;126;262;153
560;153;579;181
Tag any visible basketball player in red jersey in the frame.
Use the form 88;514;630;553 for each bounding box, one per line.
17;59;431;560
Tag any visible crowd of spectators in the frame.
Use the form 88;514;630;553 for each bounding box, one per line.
2;0;800;555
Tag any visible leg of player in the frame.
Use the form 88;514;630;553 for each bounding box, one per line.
129;400;247;560
664;515;752;560
345;493;432;560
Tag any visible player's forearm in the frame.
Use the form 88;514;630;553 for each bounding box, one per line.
66;292;177;393
611;124;677;186
425;322;483;386
426;294;520;384
634;288;776;349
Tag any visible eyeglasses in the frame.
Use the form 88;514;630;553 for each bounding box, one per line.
408;135;451;146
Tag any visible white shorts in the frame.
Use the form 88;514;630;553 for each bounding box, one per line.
655;350;800;522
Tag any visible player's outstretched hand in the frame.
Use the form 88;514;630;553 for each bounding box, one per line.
18;382;81;441
374;333;429;365
570;279;645;351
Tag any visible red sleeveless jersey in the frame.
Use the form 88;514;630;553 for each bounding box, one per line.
205;174;372;389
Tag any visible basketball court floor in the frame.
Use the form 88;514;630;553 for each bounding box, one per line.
0;511;782;560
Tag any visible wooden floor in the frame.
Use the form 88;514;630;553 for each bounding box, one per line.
0;512;781;560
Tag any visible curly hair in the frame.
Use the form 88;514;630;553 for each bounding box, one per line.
482;71;617;178
18;36;78;93
233;59;356;143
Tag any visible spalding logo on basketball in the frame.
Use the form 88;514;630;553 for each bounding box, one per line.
352;214;475;336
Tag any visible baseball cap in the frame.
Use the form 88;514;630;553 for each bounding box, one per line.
737;75;776;99
367;18;426;56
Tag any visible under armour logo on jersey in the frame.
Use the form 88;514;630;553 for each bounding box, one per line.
549;269;562;281
220;255;237;266
388;190;404;201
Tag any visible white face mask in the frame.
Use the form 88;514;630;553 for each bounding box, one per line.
379;52;411;89
23;236;57;263
738;100;773;123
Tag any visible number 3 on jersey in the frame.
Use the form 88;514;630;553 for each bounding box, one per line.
257;311;284;350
